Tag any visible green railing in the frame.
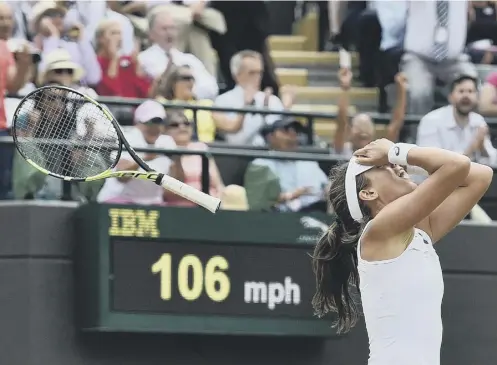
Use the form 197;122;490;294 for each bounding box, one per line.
13;94;495;145
0;136;347;200
8;94;497;146
2;136;497;219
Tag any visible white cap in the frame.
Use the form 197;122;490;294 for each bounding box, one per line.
134;100;166;124
345;157;375;222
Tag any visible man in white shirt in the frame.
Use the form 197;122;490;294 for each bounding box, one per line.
138;9;218;100
214;50;284;146
417;75;497;166
402;0;477;114
145;0;224;76
97;100;177;205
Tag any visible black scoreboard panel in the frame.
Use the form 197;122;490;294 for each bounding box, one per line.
75;205;337;337
111;239;315;319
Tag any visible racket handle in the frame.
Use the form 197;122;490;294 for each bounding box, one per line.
159;174;221;213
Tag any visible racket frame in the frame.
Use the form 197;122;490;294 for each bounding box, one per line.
12;86;221;213
13;86;163;180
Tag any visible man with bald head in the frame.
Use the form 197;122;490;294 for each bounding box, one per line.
138;8;218;100
333;68;408;157
0;2;32;121
0;2;33;199
347;113;376;152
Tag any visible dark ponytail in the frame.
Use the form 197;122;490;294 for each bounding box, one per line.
311;163;370;333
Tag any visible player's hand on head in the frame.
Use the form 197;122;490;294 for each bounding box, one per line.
354;138;394;166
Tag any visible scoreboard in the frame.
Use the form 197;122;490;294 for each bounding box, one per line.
75;204;337;337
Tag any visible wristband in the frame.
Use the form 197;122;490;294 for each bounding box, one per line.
388;143;417;166
406;165;429;177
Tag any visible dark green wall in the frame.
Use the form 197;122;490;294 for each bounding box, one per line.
0;202;496;365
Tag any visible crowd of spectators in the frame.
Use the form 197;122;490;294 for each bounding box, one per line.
0;0;311;212
323;0;497;220
1;1;497;220
327;1;497;114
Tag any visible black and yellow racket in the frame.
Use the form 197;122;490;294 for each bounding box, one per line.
11;85;221;213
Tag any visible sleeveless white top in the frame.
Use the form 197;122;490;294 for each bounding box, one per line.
357;224;444;365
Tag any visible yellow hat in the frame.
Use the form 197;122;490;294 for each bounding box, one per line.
38;49;84;85
220;185;249;211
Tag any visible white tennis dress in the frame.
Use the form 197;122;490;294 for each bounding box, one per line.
357;224;444;365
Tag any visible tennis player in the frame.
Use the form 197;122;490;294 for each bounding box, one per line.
312;138;493;365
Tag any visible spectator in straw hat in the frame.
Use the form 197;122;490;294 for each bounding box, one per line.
30;1;101;86
38;48;82;85
220;185;249;211
38;48;97;97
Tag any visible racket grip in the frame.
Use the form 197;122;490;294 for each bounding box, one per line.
159;174;221;213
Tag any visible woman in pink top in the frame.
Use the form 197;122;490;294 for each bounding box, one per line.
164;111;224;206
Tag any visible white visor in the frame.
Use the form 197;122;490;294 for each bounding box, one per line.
345;157;375;222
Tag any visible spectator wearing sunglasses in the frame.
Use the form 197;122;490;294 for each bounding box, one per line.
155;65;220;143
95;19;151;98
97;100;177;205
163;110;224;207
214;50;286;146
38;49;97;97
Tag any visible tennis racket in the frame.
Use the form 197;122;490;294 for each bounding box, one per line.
11;85;221;213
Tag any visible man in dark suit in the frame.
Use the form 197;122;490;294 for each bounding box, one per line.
209;1;280;96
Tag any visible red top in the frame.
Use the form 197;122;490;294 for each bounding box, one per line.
486;72;497;88
96;56;151;98
0;41;14;130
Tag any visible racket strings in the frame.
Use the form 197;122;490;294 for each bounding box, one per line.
14;87;121;179
36;91;78;176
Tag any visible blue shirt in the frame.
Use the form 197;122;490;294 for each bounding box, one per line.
372;0;408;51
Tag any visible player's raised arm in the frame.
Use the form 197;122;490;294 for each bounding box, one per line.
354;140;471;242
427;162;493;242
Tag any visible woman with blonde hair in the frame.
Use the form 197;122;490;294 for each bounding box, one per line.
94;18;150;98
153;64;225;143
